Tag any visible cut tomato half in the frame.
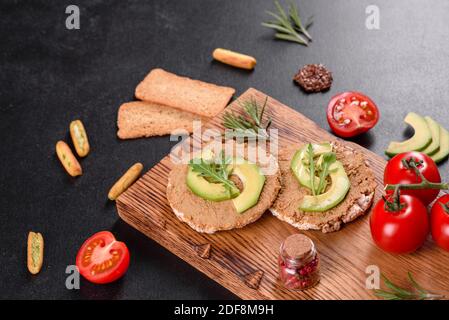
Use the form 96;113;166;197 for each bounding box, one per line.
76;231;130;284
327;92;379;138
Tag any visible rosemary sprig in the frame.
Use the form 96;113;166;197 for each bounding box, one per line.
262;0;313;46
288;0;312;40
374;272;445;300
223;96;271;140
189;152;239;196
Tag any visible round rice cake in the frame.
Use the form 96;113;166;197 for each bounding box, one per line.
167;146;281;233
270;141;376;233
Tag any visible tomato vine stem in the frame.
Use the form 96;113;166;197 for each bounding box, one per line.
385;157;449;192
385;181;449;191
383;157;448;212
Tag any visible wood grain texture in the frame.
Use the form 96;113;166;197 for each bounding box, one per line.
116;88;449;300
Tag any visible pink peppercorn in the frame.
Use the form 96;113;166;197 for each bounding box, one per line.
278;234;320;291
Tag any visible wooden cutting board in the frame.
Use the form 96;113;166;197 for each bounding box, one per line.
116;88;449;300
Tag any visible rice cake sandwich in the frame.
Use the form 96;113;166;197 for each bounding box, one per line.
270;141;376;233
117;101;206;139
167;142;281;233
135;68;235;118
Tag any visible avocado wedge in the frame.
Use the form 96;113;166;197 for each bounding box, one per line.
186;157;265;213
290;142;333;190
186;166;239;202
230;161;266;214
431;126;449;164
421;116;440;156
385;112;432;157
299;161;350;212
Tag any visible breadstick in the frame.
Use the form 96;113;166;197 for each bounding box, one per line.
108;163;143;200
212;48;257;70
70;120;90;157
56;141;82;177
27;231;44;274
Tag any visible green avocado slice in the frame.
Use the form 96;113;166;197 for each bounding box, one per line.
290;142;333;190
385;112;432;157
431;126;449;164
230;161;265;214
186;157;265;213
421;116;440;156
299;161;350;212
186;166;237;202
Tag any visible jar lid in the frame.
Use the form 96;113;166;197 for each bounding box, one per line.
282;234;314;260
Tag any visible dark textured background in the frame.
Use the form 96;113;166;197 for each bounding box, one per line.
1;0;448;299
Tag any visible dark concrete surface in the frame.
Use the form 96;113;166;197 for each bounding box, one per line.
1;0;448;299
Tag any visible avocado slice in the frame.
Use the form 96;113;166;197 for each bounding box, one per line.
230;161;266;214
385;112;432;157
186;158;265;212
431;126;449;164
299;161;350;212
290;142;333;190
186;166;237;202
421;116;440;156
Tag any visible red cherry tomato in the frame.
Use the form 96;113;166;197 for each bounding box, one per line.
431;194;449;251
384;152;441;206
370;195;429;254
76;231;130;284
327;92;379;138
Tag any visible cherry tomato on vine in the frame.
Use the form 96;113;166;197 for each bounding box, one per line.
431;194;449;251
370;194;429;254
326;92;379;138
384;152;441;206
76;231;130;284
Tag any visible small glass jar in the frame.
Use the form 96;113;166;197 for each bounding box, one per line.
278;233;320;290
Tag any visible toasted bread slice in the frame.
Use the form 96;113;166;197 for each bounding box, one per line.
117;101;206;139
135;68;235;117
270;142;376;233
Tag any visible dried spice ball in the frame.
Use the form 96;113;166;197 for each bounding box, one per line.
294;64;333;93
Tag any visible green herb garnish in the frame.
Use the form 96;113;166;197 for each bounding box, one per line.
307;143;316;196
262;0;313;46
223;96;271;140
303;144;336;195
374;272;445;300
189;152;239;196
316;152;336;194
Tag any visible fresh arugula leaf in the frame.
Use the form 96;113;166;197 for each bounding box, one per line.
316;152;336;194
189;152;239;195
307;143;316;196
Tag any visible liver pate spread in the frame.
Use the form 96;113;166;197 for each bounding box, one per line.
167;154;281;234
270;141;376;233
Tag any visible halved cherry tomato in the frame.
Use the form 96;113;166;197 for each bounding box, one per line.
370;195;429;254
431;194;449;251
327;92;379;138
76;231;130;284
384;152;441;206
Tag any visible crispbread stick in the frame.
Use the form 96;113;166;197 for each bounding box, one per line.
108;163;143;200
